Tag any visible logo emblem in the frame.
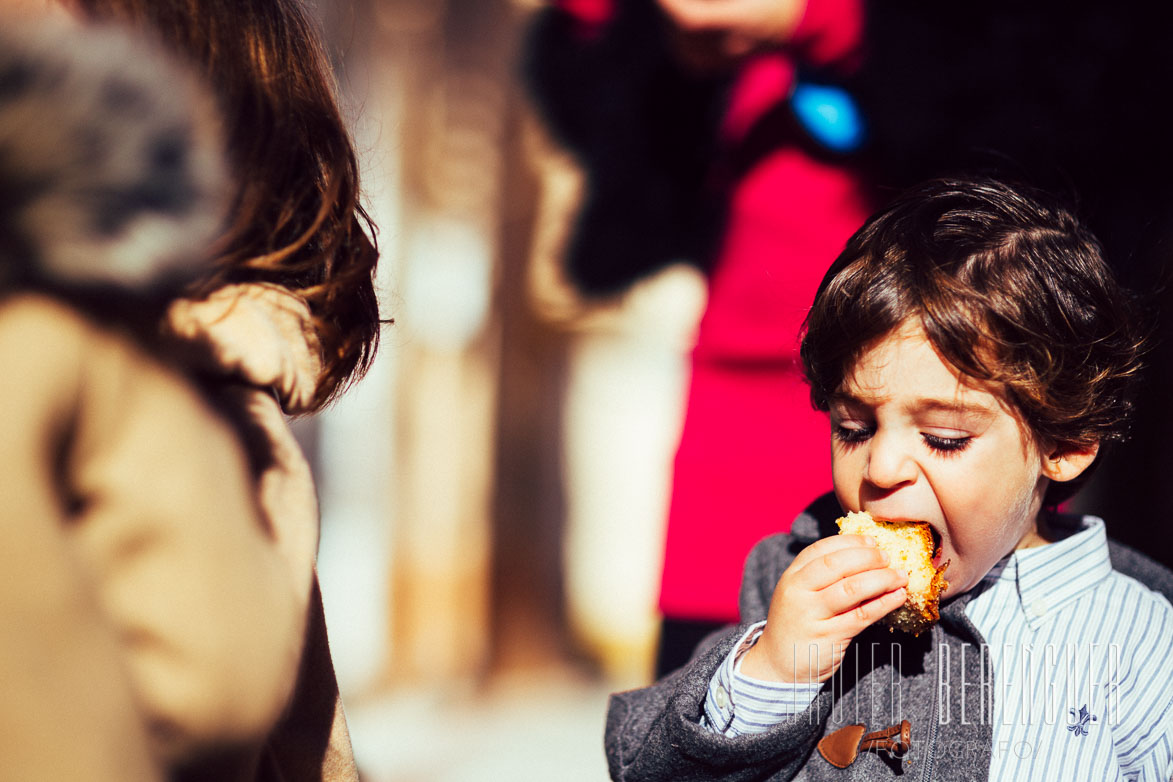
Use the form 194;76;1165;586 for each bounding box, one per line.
1067;705;1097;737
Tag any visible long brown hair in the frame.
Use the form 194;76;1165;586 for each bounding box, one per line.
66;0;379;410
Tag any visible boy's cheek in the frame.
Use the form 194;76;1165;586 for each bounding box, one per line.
829;462;860;507
831;486;860;520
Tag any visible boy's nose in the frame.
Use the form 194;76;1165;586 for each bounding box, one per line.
863;432;917;489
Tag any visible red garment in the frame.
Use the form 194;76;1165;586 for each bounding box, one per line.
661;147;871;622
658;0;873;622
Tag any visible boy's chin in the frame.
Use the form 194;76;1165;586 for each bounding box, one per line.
938;567;980;600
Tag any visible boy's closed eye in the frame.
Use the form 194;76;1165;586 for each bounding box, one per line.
830;394;998;456
831;423;972;454
920;432;971;454
831;421;873;445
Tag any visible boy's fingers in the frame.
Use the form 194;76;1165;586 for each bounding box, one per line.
819;568;908;617
831;587;908;635
790;534;875;572
793;542;890;591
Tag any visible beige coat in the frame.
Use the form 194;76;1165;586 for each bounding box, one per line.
1;295;302;778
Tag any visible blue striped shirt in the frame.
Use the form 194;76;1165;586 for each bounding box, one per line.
702;516;1173;780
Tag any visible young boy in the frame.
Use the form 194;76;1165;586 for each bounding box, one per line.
605;179;1173;781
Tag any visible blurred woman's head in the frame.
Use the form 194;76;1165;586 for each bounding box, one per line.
0;9;228;332
64;0;380;410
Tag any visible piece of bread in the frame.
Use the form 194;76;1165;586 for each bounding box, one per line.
836;510;949;636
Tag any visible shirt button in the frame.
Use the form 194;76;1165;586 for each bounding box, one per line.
1028;598;1047;618
715;686;728;709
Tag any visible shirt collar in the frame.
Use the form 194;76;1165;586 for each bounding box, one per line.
998;515;1112;630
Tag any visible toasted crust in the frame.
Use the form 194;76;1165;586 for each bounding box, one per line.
836;510;950;636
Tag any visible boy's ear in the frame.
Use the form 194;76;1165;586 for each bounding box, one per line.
1041;442;1100;483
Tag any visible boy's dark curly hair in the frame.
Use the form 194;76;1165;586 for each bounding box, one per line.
801;178;1147;506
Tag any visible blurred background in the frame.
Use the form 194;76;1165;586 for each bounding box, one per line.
293;1;1173;780
300;1;697;779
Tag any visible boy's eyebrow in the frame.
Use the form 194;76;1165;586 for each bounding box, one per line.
831;393;995;417
910;398;996;417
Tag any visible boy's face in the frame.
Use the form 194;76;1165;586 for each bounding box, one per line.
828;320;1053;598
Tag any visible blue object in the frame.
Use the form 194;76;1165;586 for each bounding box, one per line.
789;80;866;153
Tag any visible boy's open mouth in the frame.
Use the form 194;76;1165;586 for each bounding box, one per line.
929;526;945;568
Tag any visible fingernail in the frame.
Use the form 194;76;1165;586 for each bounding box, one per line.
880;550;890;565
864;536;877;546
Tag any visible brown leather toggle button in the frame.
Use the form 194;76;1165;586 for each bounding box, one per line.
817;724;866;768
817;720;912;768
859;720;911;757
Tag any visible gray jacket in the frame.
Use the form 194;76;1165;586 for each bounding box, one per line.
605;494;1173;781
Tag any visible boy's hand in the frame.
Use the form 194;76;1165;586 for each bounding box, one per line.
740;535;908;684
